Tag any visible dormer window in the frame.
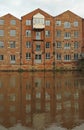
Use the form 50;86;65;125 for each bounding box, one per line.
33;13;45;29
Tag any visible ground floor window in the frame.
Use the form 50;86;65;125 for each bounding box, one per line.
35;54;41;59
74;53;78;60
56;53;61;60
0;55;4;60
10;55;16;63
26;53;31;60
46;53;50;59
64;55;71;61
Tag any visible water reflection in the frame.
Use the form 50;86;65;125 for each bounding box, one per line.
0;72;84;130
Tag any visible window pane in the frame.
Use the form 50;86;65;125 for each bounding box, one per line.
36;44;40;51
46;53;50;59
74;21;78;27
64;22;71;28
0;30;4;36
26;20;31;25
64;43;71;49
0;41;4;48
74;53;78;60
56;20;61;26
26;53;31;59
0;20;4;25
74;42;79;49
64;32;71;39
56;30;61;37
26;41;31;48
26;30;31;37
10;30;16;36
45;20;50;26
10;41;16;48
45;31;50;37
74;31;79;38
46;42;50;48
10;20;16;25
57;53;61;60
10;55;16;63
0;55;4;60
56;42;61;48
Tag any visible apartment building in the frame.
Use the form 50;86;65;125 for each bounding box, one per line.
0;9;84;71
21;8;54;70
54;10;83;70
0;14;21;70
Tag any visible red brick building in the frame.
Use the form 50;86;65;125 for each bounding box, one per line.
21;8;54;70
0;9;84;71
54;10;83;70
0;14;21;71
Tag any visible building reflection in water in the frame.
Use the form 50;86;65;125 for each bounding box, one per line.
0;72;84;130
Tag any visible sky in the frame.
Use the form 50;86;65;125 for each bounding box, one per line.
0;0;84;19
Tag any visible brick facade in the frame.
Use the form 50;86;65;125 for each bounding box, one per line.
0;9;84;71
0;14;21;70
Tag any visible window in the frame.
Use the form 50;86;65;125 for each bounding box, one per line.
36;44;40;51
36;32;41;39
46;42;50;48
64;22;71;28
10;41;16;48
64;43;71;49
0;20;4;25
64;32;71;39
10;55;15;63
56;53;61;60
56;42;61;48
74;31;79;38
26;53;31;60
35;54;41;59
0;55;4;60
10;30;16;36
26;30;31;37
74;53;78;60
45;30;50;37
46;53;50;59
0;41;4;48
56;20;61;26
64;55;71;61
33;18;44;24
26;20;31;25
26;41;31;48
45;20;50;26
56;30;61;37
0;30;4;36
74;21;78;27
74;41;79;49
10;20;16;25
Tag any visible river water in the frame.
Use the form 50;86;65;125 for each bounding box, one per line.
0;71;84;130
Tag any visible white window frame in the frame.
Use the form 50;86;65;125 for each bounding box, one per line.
26;53;31;60
26;30;31;37
26;20;31;25
10;30;16;36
